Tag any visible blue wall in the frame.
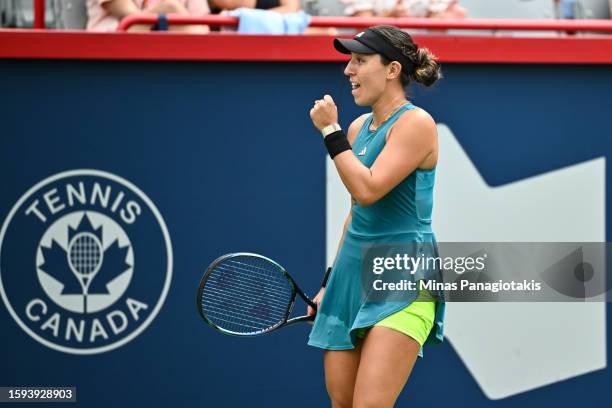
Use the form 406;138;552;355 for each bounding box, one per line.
0;59;611;407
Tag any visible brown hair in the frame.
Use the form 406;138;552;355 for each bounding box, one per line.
370;25;442;87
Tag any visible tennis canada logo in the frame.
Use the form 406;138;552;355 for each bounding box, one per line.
0;170;173;354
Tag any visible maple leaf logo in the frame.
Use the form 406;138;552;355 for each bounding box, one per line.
39;213;131;313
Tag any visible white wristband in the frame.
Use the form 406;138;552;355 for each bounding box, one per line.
321;123;342;138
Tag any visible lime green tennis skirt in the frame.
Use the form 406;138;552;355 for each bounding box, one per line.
354;289;436;346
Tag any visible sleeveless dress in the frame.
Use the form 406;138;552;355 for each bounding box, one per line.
308;103;445;358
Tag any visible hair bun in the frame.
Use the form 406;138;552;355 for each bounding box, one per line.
410;47;442;87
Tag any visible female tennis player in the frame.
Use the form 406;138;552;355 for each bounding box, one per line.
307;25;446;408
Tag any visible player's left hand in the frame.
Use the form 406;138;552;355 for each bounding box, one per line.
309;94;338;131
306;287;325;324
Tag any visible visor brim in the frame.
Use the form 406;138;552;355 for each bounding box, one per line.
333;38;377;55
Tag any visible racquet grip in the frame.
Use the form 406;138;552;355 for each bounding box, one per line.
320;267;332;288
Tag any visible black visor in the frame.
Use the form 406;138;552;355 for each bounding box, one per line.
333;28;415;75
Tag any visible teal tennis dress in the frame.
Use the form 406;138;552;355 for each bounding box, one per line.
308;103;445;357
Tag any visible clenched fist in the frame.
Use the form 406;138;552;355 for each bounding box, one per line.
309;94;339;131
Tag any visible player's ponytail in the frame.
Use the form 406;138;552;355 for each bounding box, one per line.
370;25;442;88
410;47;441;87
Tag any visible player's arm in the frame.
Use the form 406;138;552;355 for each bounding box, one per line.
335;111;436;206
307;199;351;318
310;95;436;207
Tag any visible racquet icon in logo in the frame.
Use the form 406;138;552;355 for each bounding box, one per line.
67;231;104;313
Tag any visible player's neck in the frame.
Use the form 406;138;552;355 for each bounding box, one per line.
370;94;408;130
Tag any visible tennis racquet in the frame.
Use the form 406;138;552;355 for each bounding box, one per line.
196;253;317;336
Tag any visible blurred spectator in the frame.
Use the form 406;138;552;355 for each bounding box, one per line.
210;0;337;35
87;0;210;32
555;0;612;19
209;0;300;13
555;0;577;18
343;0;466;18
227;7;310;32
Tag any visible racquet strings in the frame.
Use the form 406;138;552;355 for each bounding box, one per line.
201;255;294;334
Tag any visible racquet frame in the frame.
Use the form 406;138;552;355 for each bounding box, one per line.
196;252;317;336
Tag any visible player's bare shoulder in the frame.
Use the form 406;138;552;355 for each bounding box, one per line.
346;113;370;145
390;106;437;143
400;106;436;131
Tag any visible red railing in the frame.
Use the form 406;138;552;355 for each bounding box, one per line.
116;14;612;33
31;0;612;34
34;0;45;29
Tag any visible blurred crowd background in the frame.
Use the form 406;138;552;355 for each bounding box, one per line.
0;0;610;33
